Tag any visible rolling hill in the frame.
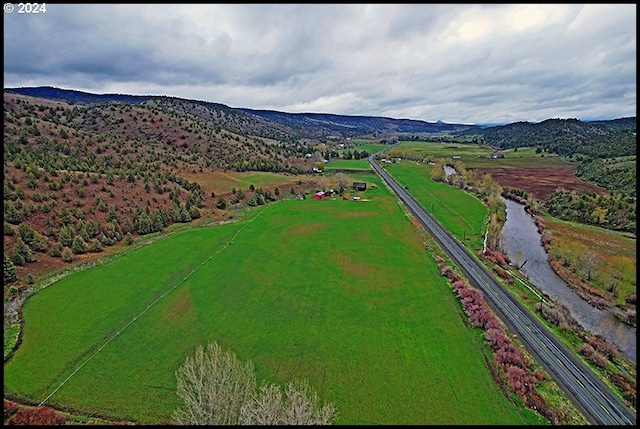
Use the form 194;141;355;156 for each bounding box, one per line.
5;86;480;140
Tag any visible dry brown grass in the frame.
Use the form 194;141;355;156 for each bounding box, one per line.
543;216;636;309
475;166;607;200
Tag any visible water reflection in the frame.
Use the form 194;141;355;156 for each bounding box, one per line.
500;198;636;364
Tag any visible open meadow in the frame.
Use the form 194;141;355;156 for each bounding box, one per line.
541;215;636;308
323;158;373;171
385;139;490;161
386;140;606;200
383;161;489;252
3;174;537;425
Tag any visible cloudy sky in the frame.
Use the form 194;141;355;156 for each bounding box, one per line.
3;4;636;124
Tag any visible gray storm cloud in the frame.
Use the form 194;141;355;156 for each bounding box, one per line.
3;3;636;124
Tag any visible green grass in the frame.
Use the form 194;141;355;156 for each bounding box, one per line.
348;142;388;154
384;141;568;170
383;161;490;252
465;154;571;169
388;140;492;160
500;147;552;158
4;175;533;425
324;158;372;170
4;324;20;358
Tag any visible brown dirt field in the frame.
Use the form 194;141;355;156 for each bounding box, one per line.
473;166;608;200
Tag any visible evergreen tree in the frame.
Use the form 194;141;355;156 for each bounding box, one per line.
137;213;152;235
12;237;36;265
17;222;36;244
4;253;17;284
71;236;88;254
58;224;75;247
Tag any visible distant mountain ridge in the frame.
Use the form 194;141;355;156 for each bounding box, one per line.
5;86;634;143
5;86;479;137
4;86;154;105
236;108;477;134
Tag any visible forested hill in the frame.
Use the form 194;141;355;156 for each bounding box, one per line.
236;109;479;135
3;86;155;105
3;86;306;144
586;116;636;131
455;117;636;159
5;86;479;139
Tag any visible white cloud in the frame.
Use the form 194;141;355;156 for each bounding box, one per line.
3;3;635;124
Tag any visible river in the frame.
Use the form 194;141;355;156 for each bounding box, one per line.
499;198;636;364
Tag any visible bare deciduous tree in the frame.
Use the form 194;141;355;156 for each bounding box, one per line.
173;342;337;425
282;380;336;425
173;342;257;425
239;383;284;425
332;172;350;195
579;250;599;281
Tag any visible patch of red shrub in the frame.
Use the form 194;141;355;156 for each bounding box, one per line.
4;400;20;421
7;405;67;425
436;257;556;421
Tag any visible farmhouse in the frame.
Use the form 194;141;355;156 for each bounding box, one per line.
353;181;367;191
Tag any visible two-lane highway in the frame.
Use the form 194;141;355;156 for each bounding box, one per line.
368;154;636;425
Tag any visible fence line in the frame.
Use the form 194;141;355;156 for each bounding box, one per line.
38;204;272;406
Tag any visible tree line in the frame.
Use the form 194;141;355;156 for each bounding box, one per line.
545;189;636;233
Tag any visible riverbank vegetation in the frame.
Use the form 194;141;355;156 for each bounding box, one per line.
540;216;636;313
545;189;635;233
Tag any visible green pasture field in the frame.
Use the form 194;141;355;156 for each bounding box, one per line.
333;138;386;153
500;147;556;158
386;141;566;170
466;154;570;169
347;142;387;155
383;161;490;252
3;174;536;425
387;140;492;160
324;158;372;170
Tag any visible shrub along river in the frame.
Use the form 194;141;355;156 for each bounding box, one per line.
499;198;636;364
